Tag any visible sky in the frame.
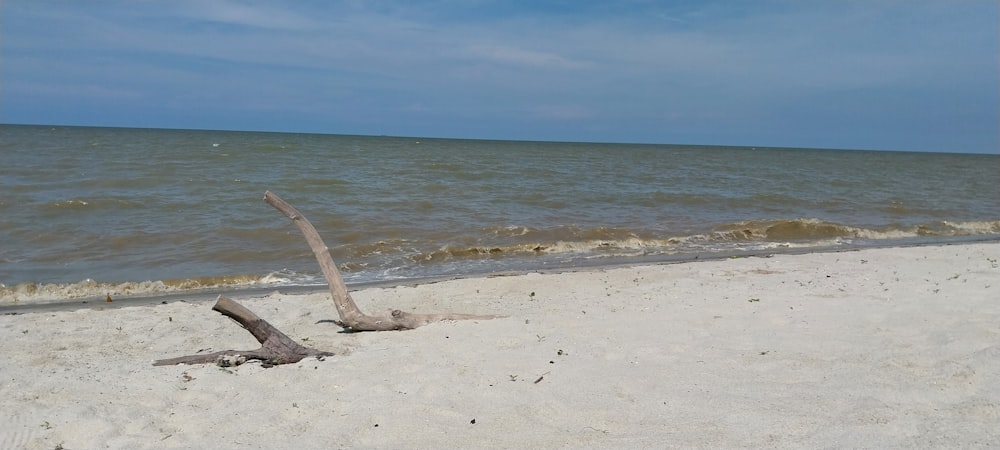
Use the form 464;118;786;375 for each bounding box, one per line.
1;1;997;154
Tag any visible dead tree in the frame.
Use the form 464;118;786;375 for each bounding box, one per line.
264;190;501;331
153;295;333;367
155;191;501;367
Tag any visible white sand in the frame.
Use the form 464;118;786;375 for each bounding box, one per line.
1;243;998;449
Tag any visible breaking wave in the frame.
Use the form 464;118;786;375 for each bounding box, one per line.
0;271;319;306
411;218;1000;262
3;218;996;306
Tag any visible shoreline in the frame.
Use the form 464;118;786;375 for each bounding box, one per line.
1;241;997;448
2;238;996;315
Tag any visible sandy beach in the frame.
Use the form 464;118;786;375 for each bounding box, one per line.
1;242;997;449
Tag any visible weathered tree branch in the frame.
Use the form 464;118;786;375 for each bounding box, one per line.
264;190;501;331
154;192;502;367
153;295;333;367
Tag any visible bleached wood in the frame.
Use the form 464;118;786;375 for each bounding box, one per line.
153;295;333;367
264;191;501;331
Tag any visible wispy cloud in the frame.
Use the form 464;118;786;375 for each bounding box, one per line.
181;1;320;31
1;1;996;152
465;45;593;70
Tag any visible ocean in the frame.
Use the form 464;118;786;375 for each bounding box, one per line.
2;124;998;304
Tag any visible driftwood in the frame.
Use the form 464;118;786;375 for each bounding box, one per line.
155;191;500;367
264;190;501;331
153;295;333;367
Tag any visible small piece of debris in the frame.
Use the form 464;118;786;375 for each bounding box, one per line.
216;354;246;367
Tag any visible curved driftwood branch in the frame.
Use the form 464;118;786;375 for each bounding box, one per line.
264;191;501;331
153;295;333;367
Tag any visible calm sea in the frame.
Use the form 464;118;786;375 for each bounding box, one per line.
2;125;998;304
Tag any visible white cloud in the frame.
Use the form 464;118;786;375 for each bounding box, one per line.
465;45;593;70
1;1;995;151
180;1;319;31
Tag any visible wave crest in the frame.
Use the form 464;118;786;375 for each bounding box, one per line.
0;272;307;305
4;218;996;305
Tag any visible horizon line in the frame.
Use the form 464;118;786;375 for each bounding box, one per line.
2;121;995;156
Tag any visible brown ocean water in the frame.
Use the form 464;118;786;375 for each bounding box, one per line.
1;125;998;304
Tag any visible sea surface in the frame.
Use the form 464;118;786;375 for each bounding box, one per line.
2;124;998;304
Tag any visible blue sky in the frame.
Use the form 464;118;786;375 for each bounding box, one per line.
1;1;997;153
